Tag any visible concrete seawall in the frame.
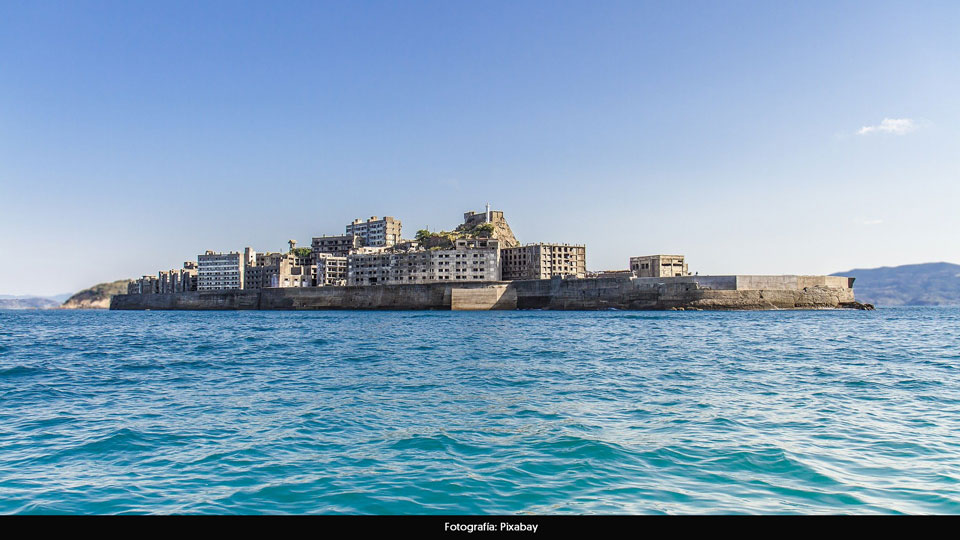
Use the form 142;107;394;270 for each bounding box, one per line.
110;274;860;311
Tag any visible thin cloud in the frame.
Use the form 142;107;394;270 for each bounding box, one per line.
861;219;884;225
857;118;917;135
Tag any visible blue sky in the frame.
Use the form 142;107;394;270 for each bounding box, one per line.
1;1;958;296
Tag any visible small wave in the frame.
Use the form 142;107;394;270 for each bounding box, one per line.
388;433;482;457
539;435;632;462
390;433;458;452
0;365;46;377
64;428;181;456
119;362;164;372
340;354;380;363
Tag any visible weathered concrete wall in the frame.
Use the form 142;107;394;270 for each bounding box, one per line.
734;275;851;290
113;282;498;311
451;285;517;310
259;284;449;310
110;290;261;310
631;275;738;290
111;274;858;311
797;275;854;289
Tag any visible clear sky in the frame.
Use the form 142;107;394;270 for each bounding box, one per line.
1;1;958;296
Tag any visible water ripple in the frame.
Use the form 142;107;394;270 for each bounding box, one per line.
0;307;958;514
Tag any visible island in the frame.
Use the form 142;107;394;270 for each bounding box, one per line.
110;207;871;311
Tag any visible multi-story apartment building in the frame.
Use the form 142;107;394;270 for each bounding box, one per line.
198;251;246;290
128;262;198;294
269;250;314;288
242;249;267;290
501;243;586;280
311;234;363;257
244;248;316;289
158;262;198;293
347;238;501;286
316;254;347;286
629;255;688;278
346;216;402;247
128;275;159;294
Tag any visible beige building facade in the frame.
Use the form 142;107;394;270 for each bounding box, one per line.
630;255;689;278
128;262;198;294
158;262;198;293
348;238;501;286
316;254;348;286
244;250;316;289
311;234;363;257
128;275;158;294
501;243;586;280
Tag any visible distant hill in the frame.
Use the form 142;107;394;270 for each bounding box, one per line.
61;280;133;309
832;262;960;306
48;292;75;303
0;297;61;310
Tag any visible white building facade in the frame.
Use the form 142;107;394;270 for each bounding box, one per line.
198;251;245;290
345;216;402;247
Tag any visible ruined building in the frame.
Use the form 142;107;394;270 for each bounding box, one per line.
501;243;587;280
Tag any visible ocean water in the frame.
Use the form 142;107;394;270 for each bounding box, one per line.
1;308;959;514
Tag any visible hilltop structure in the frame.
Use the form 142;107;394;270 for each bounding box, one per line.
457;205;519;248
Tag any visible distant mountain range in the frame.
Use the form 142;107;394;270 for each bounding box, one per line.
0;284;133;310
0;296;63;310
0;281;137;310
0;293;73;302
832;262;960;306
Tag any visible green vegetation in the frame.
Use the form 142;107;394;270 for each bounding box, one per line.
473;223;496;235
415;223;497;249
414;229;433;243
291;247;312;258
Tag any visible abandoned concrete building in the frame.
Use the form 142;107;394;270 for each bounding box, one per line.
130;207;598;293
501;243;587;280
311;234;364;257
198;251;246;291
346;216;402;247
316;254;348;286
629;255;689;278
348;238;502;286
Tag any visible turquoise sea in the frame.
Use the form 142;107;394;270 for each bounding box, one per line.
1;308;958;514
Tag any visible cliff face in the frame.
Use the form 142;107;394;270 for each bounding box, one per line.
455;215;519;248
62;280;133;309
